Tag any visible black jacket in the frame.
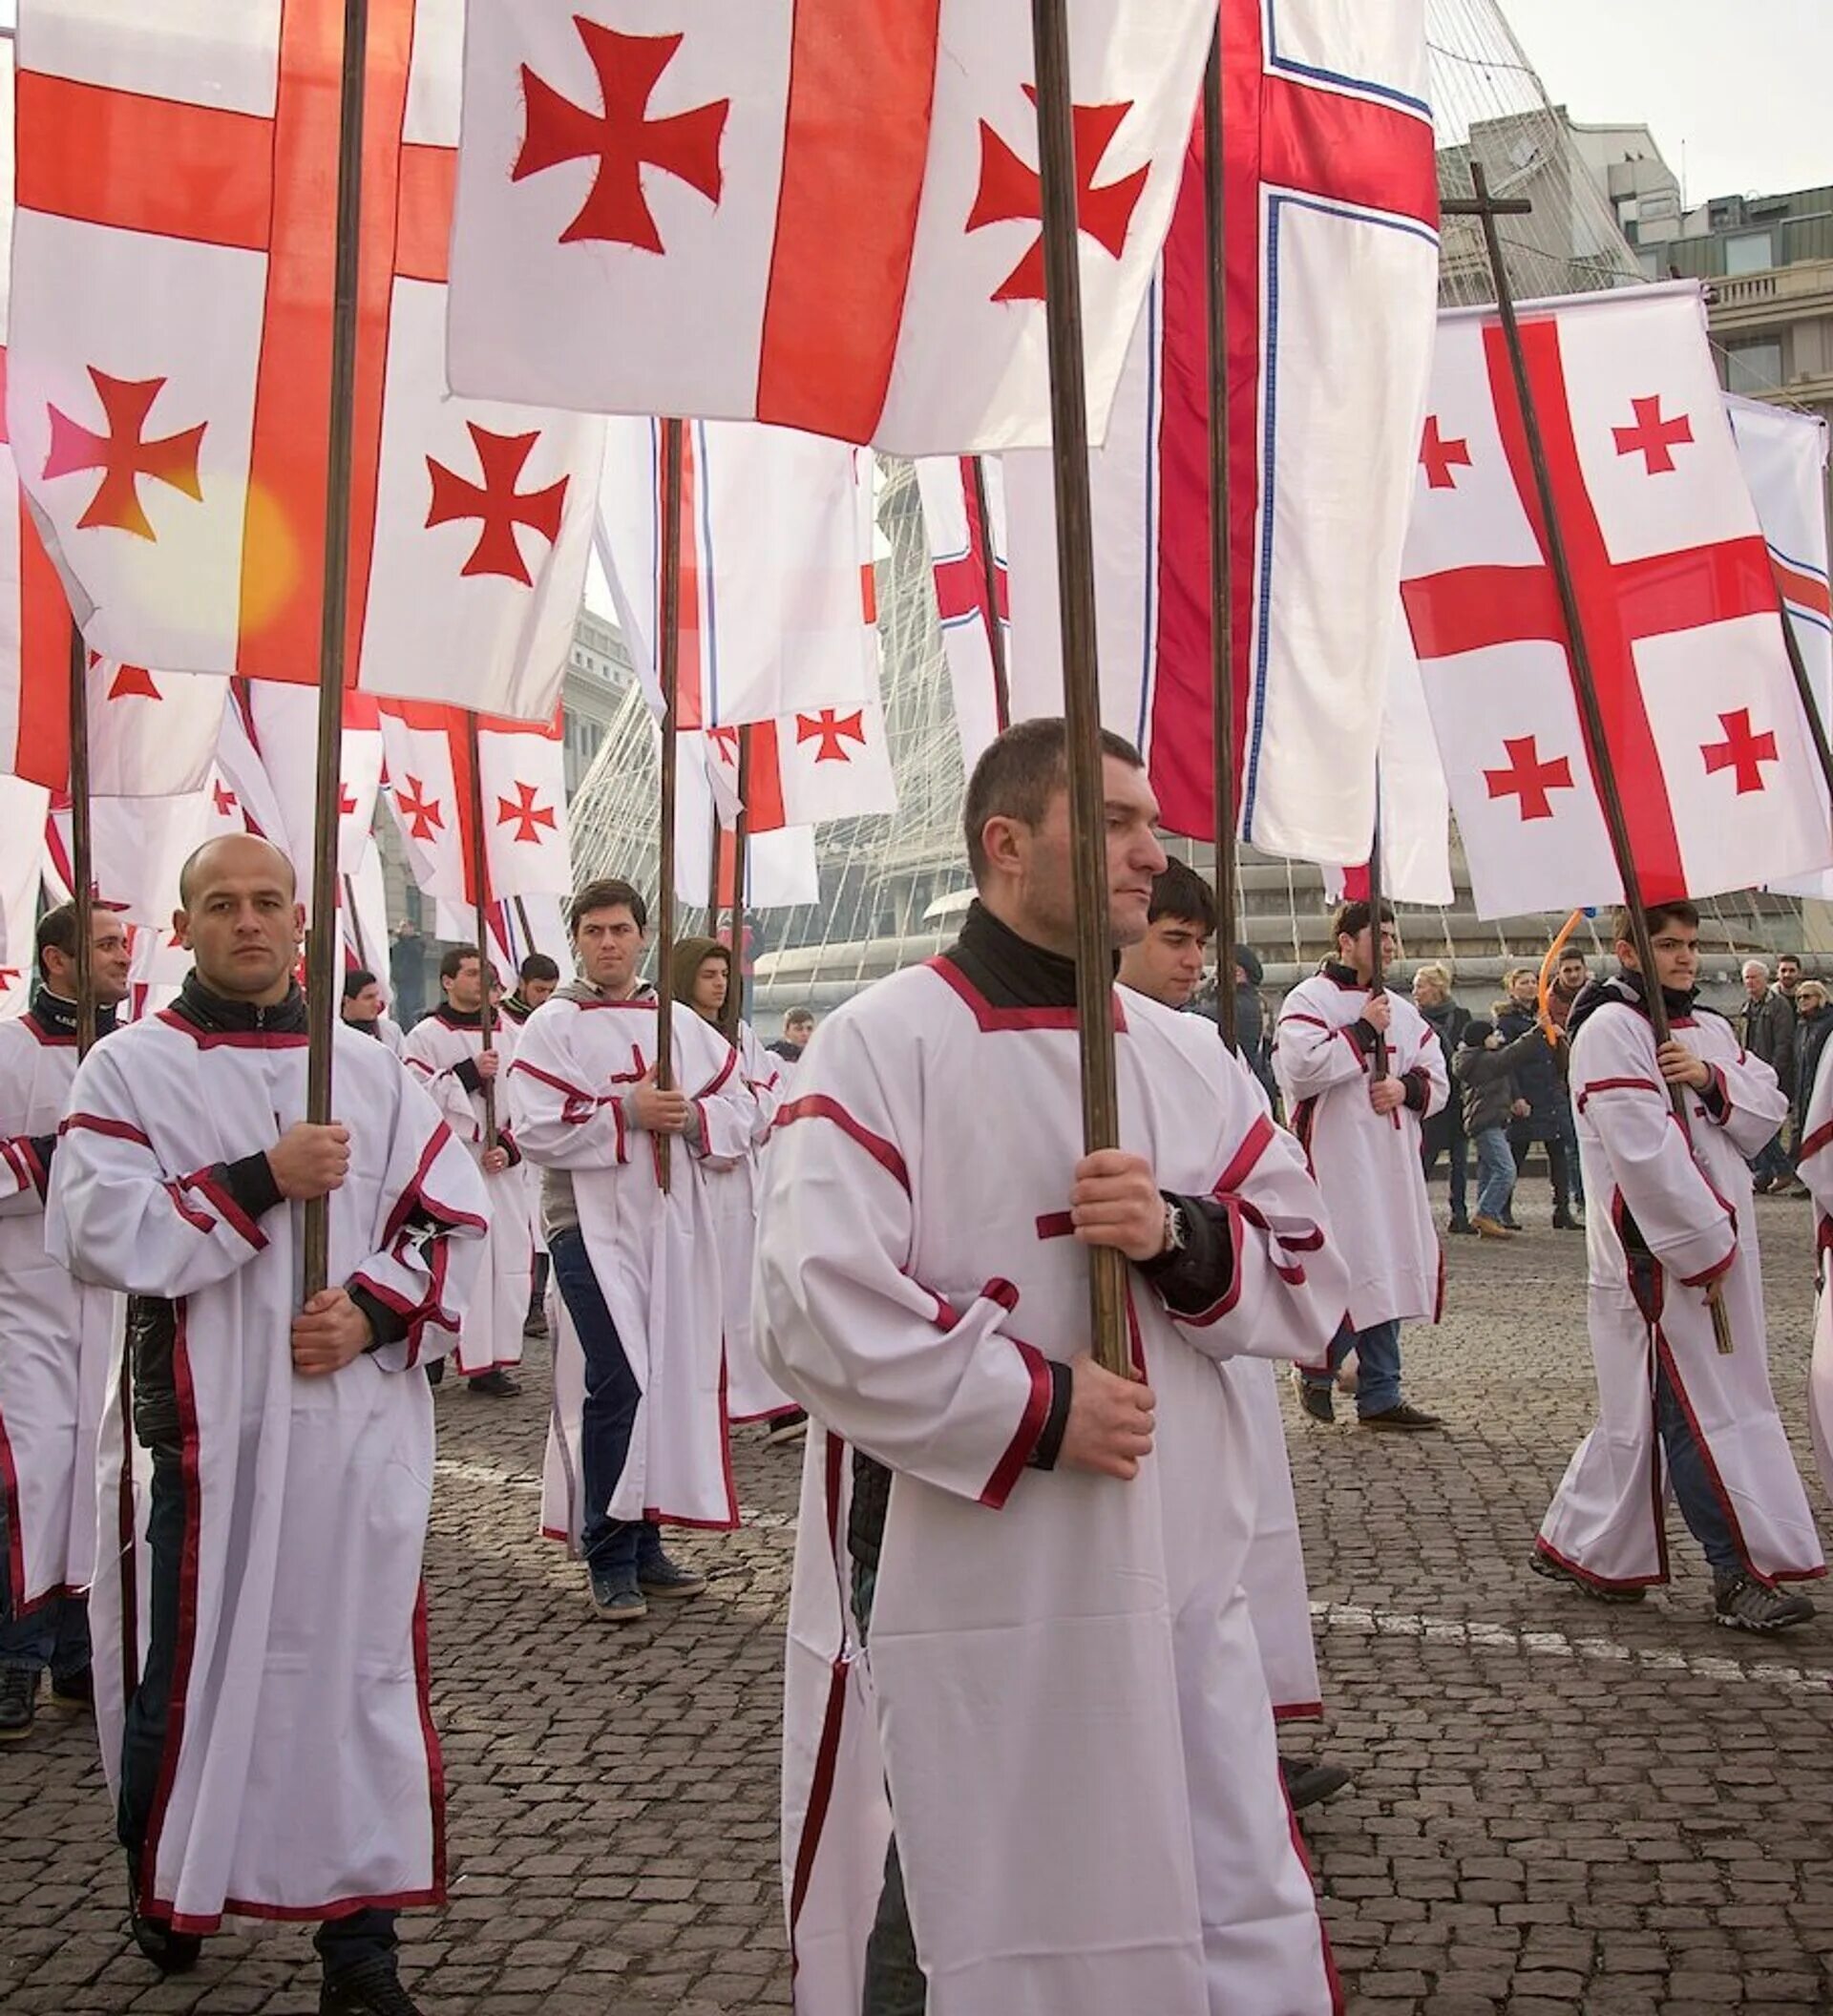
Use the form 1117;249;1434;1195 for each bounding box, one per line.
1737;987;1796;1093
1495;1003;1564;1140
1454;1030;1543;1136
1797;1005;1833;1122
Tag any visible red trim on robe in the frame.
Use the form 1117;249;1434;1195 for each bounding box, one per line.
979;1338;1053;1510
153;1010;310;1051
179;1167;268;1249
1212;1112;1275;1196
775;1095;911;1195
1575;1075;1663;1114
923;955;1128;1035
62;1111;152;1147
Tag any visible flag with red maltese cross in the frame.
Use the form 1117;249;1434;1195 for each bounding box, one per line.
0;777;50;1021
7;1;602;719
449;0;1213;452
914;456;1010;771
1401;282;1831;918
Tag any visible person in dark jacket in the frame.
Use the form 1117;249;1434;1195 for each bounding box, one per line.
1795;980;1833;1147
1454;1018;1547;1236
1738;960;1803;1194
1412;963;1471;1233
1497;968;1578;1228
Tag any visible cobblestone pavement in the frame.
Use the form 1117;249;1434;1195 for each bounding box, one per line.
5;1186;1833;2013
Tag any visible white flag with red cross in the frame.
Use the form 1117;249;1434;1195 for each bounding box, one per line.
0;348;75;790
8;0;602;719
597;418;873;727
670;741;822;912
0;776;50;1019
692;701;898;835
1401;282;1832;918
84;656;225;799
914;455;1010;771
449;0;1214;452
1003;0;1440;861
46;788;216;929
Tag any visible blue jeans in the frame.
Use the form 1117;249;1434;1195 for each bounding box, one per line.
1655;1353;1739;1576
1472;1126;1516;1223
1421;1123;1469;1224
548;1228;661;1579
0;1495;89;1675
1303;1317;1403;1418
1749;1130;1793;1186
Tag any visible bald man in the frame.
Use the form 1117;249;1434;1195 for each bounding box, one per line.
48;836;488;2015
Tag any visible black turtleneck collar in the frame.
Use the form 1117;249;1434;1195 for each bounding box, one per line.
1322;960;1378;993
169;970;309;1036
1567;965;1700;1039
499;992;535;1024
431;1002;485;1030
30;985;119;1042
943;900;1090;1012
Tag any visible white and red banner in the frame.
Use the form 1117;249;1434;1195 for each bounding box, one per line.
1004;0;1439;861
213;683;383;903
0;777;50;1020
1402;283;1832;917
672;753;822;912
84;655;224;799
691;697;898;838
915;455;1010;771
450;0;1213;452
9;1;602;720
0;348;74;790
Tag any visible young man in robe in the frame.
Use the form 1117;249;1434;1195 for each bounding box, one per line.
0;904;131;1740
402;947;528;1398
47;834;488;2015
1117;859;1349;1814
758;719;1350;2016
508;879;754;1620
498;955;560;1334
1275;901;1446;1431
341;969;404;1055
500;954;559;1025
1534;900;1822;1629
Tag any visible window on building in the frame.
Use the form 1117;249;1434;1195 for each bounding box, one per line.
1724;231;1775;277
1723;338;1782;396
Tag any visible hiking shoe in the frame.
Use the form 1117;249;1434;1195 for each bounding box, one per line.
521;1309;549;1339
466;1368;521;1397
588;1566;647;1623
1528;1548;1646;1604
1446;1217;1476;1236
1280;1754;1352;1812
320;1959;423;2015
1551;1210;1581;1230
1472;1214;1514;1238
1714;1573;1816;1632
0;1667;36;1741
1359;1402;1443;1432
1291;1368;1334;1425
638;1552;707;1600
127;1860;202;1975
766;1408;810;1446
48;1665;93;1710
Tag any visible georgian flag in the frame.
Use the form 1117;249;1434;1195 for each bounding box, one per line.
1402;283;1831;917
914;455;1010;771
0;776;49;1020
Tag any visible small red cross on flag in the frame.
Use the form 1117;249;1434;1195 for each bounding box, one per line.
1401;282;1831;915
1419;417;1471;492
916;454;1010;769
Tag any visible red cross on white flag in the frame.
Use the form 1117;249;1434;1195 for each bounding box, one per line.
915;456;1010;770
1401;283;1832;916
0;777;50;1022
449;0;1215;452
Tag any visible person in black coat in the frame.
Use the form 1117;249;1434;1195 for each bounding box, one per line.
1412;962;1472;1233
1497;967;1578;1228
1795;981;1833;1146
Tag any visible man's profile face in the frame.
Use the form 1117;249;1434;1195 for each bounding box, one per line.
1412;972;1445;1008
575;906;644;994
444;957;484;1013
1121;915;1211;1008
91;917;132;1008
1337;922;1398;981
1016;756;1169;950
344;982;383;1022
692;956;729;1018
524;975;558;1010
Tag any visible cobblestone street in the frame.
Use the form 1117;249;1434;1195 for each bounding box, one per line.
5;1187;1833;2014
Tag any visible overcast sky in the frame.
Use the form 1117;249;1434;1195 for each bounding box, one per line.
1506;1;1831;203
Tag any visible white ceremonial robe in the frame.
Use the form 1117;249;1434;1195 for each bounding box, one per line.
1538;992;1823;1589
401;1010;533;1377
47;1015;488;1932
1237;1354;1322;1719
0;1012;120;1606
758;963;1350;2016
712;1022;794;1423
1799;1041;1833;1502
509;994;755;1538
1275;971;1446;1332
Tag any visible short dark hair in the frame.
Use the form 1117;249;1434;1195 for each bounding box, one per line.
1330;899;1396;944
439;944;480;983
519;953;560;984
570;876;647;936
961;718;1144;883
1148;859;1216;937
342;967;378;998
35;902;77;977
1611;899;1699;947
1556;948;1589;969
784;1005;815;1029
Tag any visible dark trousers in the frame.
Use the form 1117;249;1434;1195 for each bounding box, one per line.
1655;1356;1740;1577
529;1250;551;1318
0;1500;89;1675
120;1444;397;1983
548;1228;661;1577
1420;1122;1469;1224
852;1559;926;2015
1511;1131;1570;1216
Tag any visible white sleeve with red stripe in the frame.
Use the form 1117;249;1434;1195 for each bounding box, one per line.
505;1004;629;1169
399;1018;486;1148
0;1137;50;1216
680;1018;758;1165
1801;1040;1833;1221
1696;1033;1787;1160
1273;981;1367;1102
754;1005;1052;1511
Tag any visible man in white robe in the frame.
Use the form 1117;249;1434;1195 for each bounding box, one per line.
1797;1033;1833;1505
47;836;488;2015
341;968;404;1056
499;954;561;1339
507;878;754;1621
757;721;1351;2016
401;945;530;1396
1116;858;1347;1812
1534;899;1822;1630
1275;900;1446;1429
0;903;130;1741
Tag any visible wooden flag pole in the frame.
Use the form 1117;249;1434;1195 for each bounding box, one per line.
653;417;685;1194
706;798;723;928
1201;31;1239;1054
1028;0;1127;1376
67;623;96;1057
464;711;498;1151
1365;777;1390;1081
1448;161;1734;1354
968;456;1012;734
342;873;369;974
302;0;370;1296
727;725;750;1040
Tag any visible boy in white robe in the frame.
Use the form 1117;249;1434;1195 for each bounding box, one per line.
1533;899;1822;1630
1275;900;1446;1429
507;878;755;1622
758;721;1350;2016
500;955;560;1337
401;945;530;1396
47;836;488;2016
0;904;130;1741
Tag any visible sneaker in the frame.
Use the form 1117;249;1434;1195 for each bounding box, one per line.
320;1959;423;2015
1471;1214;1514;1238
1280;1754;1352;1811
465;1368;521;1398
1551;1210;1581;1230
1359;1402;1443;1432
127;1860;202;1975
1291;1367;1334;1425
588;1565;647;1623
766;1408;810;1446
48;1665;94;1710
638;1551;707;1600
1528;1548;1646;1604
1714;1573;1816;1632
521;1309;549;1339
0;1667;37;1741
1446;1217;1476;1236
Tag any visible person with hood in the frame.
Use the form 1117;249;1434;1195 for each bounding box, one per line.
1413;963;1472;1235
1533;901;1822;1631
1452;1016;1544;1238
